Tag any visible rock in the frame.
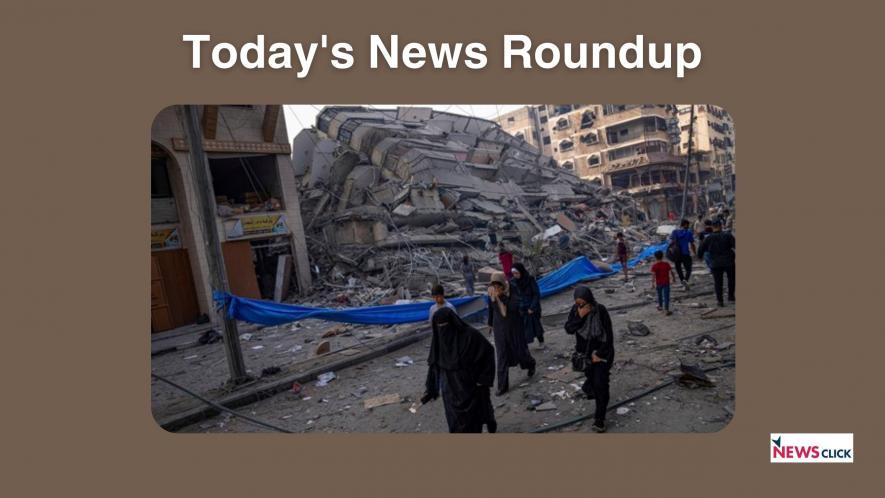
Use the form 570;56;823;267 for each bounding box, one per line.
627;320;651;336
616;407;630;415
314;340;331;355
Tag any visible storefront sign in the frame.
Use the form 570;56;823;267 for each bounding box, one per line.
225;214;288;239
151;227;182;250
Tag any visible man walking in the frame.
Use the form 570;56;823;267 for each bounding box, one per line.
697;220;736;307
669;219;696;289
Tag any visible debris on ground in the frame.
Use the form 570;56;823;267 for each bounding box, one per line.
675;362;715;388
364;393;402;410
394;356;414;367
315;371;337;387
197;329;222;345
627;320;652;337
260;366;282;377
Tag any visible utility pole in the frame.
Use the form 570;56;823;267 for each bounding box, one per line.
680;105;695;219
183;105;249;385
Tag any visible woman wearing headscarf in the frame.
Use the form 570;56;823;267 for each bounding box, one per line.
421;307;497;433
564;285;615;433
487;272;536;395
511;263;545;346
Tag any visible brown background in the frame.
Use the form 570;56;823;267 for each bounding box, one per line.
2;0;882;495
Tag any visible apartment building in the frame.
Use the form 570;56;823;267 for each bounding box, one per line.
150;105;312;333
499;104;730;219
677;104;736;202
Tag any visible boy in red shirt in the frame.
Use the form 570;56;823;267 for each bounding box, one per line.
651;250;677;316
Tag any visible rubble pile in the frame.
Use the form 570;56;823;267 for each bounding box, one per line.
292;106;658;306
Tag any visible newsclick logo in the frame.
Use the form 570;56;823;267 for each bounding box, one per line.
770;433;853;463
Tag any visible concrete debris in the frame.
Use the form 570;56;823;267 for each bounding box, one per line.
627;320;652;336
314;340;331;356
294;106;661;306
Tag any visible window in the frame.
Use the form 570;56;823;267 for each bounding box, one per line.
559;139;574;152
579;132;598;145
580;111;595;129
539;115;548;124
555;117;569;130
588;155;600;166
151;157;173;198
561;161;574;170
507;116;515;123
543;136;551;145
209;154;285;214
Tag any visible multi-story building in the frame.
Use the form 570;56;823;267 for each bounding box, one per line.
150;105;312;333
495;106;552;156
676;104;736;203
499;104;730;219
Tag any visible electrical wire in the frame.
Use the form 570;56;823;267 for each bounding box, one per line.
151;372;294;433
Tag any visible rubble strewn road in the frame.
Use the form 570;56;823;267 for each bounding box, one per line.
160;268;735;433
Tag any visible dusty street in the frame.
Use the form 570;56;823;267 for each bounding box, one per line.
157;264;735;433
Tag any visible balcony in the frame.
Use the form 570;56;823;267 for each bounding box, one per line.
596;106;672;129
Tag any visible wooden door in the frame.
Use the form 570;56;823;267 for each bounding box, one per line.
222;241;261;299
151;256;173;332
151;249;200;333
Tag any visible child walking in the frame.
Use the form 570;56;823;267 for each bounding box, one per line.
651;250;677;316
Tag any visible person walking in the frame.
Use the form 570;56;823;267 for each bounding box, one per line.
650;250;677;315
697;220;736;307
615;232;630;281
511;263;545;347
498;243;514;279
421;307;497;433
487;272;535;395
693;213;705;239
461;254;476;295
564;286;614;433
669;219;696;289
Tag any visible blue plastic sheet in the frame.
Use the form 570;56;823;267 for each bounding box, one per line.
215;242;669;326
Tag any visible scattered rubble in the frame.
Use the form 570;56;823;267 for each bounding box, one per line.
292;106;662;305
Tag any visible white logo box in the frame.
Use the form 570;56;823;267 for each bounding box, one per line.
770;433;853;463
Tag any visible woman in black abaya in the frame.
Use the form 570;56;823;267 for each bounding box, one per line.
422;307;497;433
511;262;545;345
564;285;615;433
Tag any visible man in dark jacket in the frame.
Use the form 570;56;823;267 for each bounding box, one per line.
697;220;736;306
564;286;614;433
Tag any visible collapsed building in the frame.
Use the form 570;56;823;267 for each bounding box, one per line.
291;106;661;306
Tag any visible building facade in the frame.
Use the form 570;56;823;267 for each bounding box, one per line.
499;104;735;219
676;104;736;204
150;105;312;333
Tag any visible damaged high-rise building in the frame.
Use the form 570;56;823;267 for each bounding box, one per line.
498;104;736;219
291;106;658;305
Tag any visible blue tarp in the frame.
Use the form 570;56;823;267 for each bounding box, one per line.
215;242;669;326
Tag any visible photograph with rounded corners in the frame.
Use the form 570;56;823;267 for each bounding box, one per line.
150;104;736;433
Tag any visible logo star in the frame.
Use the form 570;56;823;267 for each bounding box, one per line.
772;436;781;447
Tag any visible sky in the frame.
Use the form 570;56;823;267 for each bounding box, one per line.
282;104;525;144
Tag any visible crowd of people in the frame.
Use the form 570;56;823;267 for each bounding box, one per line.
424;255;614;434
422;208;735;434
